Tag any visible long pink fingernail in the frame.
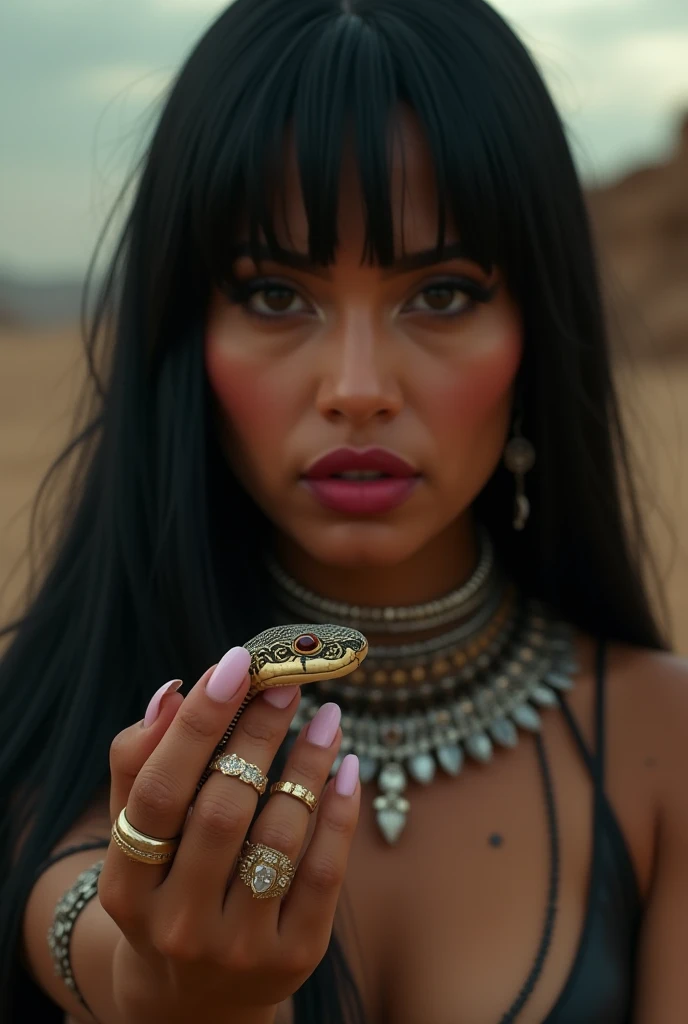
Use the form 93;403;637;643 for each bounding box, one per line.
335;754;359;796
306;703;341;748
206;646;251;702
143;679;182;728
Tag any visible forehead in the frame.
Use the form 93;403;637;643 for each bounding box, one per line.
260;105;458;258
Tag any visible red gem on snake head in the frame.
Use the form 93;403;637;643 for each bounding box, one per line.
294;633;320;654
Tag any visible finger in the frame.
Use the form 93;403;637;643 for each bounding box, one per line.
225;704;343;925
100;676;189;942
108;679;187;822
163;684;306;913
280;754;360;946
105;648;251;895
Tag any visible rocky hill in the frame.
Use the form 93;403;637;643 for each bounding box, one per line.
587;111;688;360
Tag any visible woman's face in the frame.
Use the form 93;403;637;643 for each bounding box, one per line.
205;108;523;571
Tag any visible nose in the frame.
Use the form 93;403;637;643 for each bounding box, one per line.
315;312;403;426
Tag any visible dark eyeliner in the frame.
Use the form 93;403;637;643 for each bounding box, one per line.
222;274;498;317
418;276;498;304
222;277;287;304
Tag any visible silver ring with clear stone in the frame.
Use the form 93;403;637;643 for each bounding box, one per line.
209;752;268;795
238;840;296;899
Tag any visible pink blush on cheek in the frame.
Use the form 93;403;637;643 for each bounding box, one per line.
435;331;523;425
204;334;295;450
207;352;260;424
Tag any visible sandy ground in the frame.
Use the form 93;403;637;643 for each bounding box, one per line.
1;326;687;653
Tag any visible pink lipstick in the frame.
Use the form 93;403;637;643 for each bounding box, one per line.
302;447;420;516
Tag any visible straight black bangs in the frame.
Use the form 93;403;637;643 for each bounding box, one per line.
182;0;536;297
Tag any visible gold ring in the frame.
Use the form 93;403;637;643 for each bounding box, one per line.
111;808;179;865
237;840;295;899
209;753;268;795
270;780;318;813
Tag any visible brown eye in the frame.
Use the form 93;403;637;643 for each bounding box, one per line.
258;287;298;313
422;286;458;311
404;276;493;318
225;275;315;320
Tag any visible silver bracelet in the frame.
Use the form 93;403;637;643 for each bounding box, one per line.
46;860;105;1008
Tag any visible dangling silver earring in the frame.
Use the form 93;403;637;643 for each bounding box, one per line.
504;417;536;531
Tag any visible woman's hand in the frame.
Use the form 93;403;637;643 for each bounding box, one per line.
98;646;360;1024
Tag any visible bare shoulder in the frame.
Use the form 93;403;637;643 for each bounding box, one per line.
608;641;688;829
571;634;688;751
566;636;688;897
605;640;688;740
601;639;688;800
607;639;688;683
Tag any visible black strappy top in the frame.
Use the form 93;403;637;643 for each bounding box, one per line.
15;643;642;1023
542;640;642;1022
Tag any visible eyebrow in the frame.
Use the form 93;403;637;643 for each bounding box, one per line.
228;241;489;277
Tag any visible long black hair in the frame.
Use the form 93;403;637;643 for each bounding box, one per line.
0;0;667;1019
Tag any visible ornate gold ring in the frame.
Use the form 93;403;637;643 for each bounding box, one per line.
209;752;268;795
270;780;318;813
237;840;295;899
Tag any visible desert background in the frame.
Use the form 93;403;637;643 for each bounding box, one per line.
1;0;688;653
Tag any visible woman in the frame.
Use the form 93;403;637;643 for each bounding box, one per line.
2;0;687;1020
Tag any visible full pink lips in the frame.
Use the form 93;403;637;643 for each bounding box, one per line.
301;446;421;516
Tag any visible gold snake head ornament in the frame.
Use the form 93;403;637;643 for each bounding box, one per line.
244;623;368;692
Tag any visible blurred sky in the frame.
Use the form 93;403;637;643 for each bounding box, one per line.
1;0;687;279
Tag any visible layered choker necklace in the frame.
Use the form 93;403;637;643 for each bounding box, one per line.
266;531;578;845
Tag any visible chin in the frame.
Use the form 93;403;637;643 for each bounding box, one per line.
289;520;430;569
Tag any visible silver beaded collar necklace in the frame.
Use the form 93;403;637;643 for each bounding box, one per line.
267;538;578;845
265;527;496;635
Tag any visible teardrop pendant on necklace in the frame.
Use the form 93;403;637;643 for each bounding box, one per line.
490;717;518;748
437;744;464;776
408;752;436;785
374;801;410;845
529;684;559;708
511;702;542;731
375;761;410;845
465;731;494;763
